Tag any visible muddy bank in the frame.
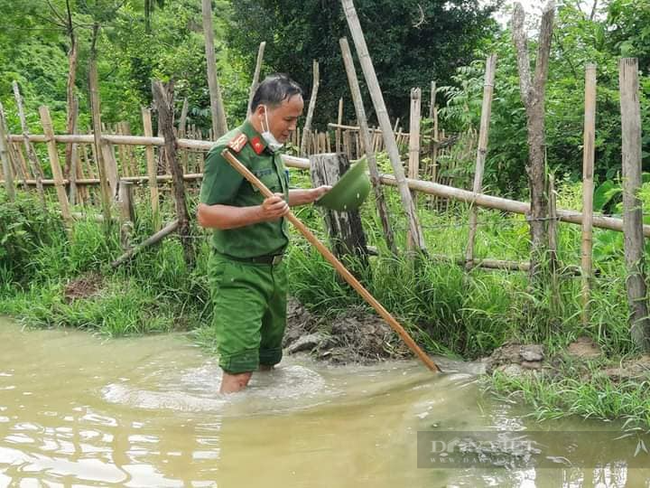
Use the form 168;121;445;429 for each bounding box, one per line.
485;337;650;383
283;298;412;365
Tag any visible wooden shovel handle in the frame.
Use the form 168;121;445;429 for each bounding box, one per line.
221;149;440;373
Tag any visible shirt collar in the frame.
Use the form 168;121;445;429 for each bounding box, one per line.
241;120;269;153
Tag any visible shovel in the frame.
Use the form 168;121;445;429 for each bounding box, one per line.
221;149;440;373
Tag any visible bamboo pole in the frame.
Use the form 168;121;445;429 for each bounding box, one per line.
300;60;320;156
342;0;426;253
407;87;422;251
619;57;650;351
548;173;559;309
248;41;266;114
201;0;228;138
581;63;597;326
465;54;497;267
67;96;79;205
0;102;15;201
142;107;160;230
89;56;113;225
13;81;46;209
336;98;343;152
339;36;397;255
223;148;439;372
112;219;179;268
39;106;72;226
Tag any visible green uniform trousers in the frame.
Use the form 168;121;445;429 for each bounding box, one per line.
208;252;287;374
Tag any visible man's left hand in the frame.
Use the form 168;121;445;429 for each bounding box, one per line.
311;185;332;203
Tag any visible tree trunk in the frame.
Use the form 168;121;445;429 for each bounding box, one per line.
152;80;194;267
201;0;228;138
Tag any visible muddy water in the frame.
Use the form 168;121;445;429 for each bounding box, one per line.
1;318;649;487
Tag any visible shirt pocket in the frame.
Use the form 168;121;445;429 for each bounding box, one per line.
252;167;281;193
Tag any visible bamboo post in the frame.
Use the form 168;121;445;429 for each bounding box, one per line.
465;54;497;267
407;87;422;251
118;179;135;250
178;98;189;138
581;64;597;326
548;173;559;310
429;81;437;119
67;96;79;205
13;81;46;209
248;41;266;114
0;102;15;201
336;98;343;152
152;80;194;266
112;219;179;268
142;107;160;230
619;57;650;351
339;37;397;255
223;148;439;372
89;56;112;224
300;60;320;156
39;106;72;226
342;0;426;253
201;0;228;138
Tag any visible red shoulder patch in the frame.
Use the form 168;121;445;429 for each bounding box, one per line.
250;136;265;155
227;133;248;153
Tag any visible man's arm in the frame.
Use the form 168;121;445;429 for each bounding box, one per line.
288;186;331;207
197;194;289;230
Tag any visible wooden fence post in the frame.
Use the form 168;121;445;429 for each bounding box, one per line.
142;107;160;230
301;60;320;156
13;81;46;209
512;1;556;283
619;57;650;351
248;41;266;114
310;153;368;268
581;63;597;326
342;0;427;254
0;102;15;202
466;54;497;267
152;80;194;266
39;106;72;226
339;37;397;255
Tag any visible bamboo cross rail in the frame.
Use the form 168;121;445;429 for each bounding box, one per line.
4;133;650;238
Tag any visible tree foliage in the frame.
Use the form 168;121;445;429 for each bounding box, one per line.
229;0;500;128
439;1;650;195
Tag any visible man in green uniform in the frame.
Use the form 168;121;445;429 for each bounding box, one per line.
197;74;330;394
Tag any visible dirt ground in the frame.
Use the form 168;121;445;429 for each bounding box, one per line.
63;273;105;302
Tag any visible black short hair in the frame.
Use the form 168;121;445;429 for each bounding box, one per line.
251;74;303;112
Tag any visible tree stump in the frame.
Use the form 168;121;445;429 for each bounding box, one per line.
309;153;368;270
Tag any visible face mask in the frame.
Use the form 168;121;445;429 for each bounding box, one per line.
261;105;284;152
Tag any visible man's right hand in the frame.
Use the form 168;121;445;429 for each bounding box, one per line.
260;193;289;221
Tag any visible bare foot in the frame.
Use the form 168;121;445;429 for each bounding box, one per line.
220;371;252;393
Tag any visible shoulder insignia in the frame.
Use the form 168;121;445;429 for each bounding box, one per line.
227;132;248;153
250;136;265;155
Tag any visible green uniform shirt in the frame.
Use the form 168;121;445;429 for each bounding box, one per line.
200;121;290;258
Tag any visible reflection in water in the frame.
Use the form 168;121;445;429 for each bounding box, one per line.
0;318;649;487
